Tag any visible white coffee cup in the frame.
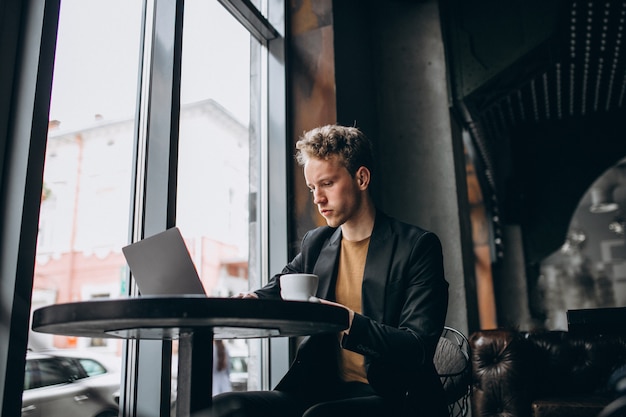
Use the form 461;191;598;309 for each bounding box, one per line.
280;273;319;301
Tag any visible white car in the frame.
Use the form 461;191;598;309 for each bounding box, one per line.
229;355;248;392
22;352;120;417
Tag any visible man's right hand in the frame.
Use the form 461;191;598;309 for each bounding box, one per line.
232;291;259;299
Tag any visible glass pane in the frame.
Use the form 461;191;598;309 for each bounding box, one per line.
176;0;262;393
78;358;108;376
28;0;143;413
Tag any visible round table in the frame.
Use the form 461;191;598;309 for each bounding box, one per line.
32;296;350;417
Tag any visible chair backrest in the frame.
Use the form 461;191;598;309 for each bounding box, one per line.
434;326;471;417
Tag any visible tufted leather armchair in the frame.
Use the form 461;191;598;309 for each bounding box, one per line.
469;329;626;417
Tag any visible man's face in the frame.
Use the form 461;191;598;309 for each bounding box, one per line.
304;156;362;228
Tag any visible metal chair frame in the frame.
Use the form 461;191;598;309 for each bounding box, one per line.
437;326;471;417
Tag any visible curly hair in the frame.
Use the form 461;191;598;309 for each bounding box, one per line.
295;124;374;177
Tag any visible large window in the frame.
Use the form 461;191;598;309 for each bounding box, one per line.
32;0;143;356
7;0;286;415
176;0;262;393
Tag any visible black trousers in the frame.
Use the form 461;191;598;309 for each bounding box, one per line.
205;381;393;417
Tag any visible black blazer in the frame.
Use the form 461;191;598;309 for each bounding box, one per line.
255;211;449;416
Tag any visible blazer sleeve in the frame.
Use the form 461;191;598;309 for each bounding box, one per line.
253;252;304;299
253;227;333;299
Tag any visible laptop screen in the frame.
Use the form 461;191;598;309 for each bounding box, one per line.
122;227;207;296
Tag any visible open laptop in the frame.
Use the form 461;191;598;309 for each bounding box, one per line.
122;227;207;296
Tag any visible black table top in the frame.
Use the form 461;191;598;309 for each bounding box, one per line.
32;296;350;340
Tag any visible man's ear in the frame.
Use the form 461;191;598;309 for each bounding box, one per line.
355;166;371;189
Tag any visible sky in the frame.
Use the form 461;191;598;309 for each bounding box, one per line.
49;0;251;130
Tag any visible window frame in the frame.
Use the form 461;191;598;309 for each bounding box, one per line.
0;1;61;416
0;0;287;416
126;0;287;415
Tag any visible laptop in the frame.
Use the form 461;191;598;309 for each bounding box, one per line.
122;227;207;296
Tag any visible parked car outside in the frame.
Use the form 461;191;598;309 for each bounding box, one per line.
22;351;121;417
229;354;248;392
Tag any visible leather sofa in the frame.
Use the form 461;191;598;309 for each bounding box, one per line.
469;329;626;417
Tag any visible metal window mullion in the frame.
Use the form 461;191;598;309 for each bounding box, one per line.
0;1;61;416
218;0;281;43
266;0;288;391
122;0;184;416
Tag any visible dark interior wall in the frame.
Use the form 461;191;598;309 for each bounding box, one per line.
287;0;337;254
442;0;562;101
331;2;378;148
494;225;533;328
509;111;626;264
330;0;382;209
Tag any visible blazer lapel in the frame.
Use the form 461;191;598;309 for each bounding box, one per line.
362;213;395;322
313;228;342;299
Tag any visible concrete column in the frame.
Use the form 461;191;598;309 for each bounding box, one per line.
333;0;478;332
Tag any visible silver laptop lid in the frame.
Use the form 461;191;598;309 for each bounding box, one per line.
122;227;207;296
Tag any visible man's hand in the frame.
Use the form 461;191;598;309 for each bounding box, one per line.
232;291;259;299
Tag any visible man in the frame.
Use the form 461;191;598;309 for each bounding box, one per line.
211;124;449;417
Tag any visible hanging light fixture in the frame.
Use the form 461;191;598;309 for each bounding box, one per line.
609;217;625;236
589;187;619;213
588;162;626;214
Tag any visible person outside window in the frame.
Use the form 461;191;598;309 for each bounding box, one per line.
212;340;232;396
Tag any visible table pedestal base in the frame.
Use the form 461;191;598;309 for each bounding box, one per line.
177;330;214;416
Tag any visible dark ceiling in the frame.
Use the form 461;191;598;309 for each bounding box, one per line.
442;0;626;264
